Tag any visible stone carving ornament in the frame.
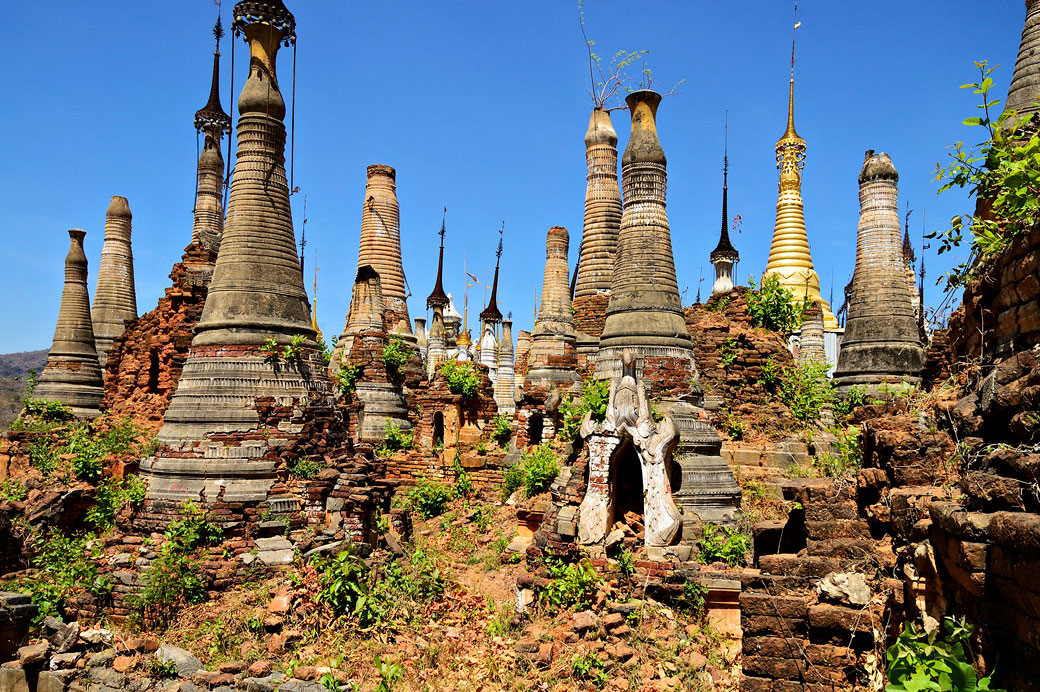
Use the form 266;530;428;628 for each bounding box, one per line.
577;350;682;547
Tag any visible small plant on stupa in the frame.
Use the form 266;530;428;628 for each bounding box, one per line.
336;362;363;394
502;443;560;499
439;360;481;397
558;378;609;440
578;0;648;110
698;524;751;567
745;274;807;333
381;335;410;372
490;413;513;446
377;421;414;458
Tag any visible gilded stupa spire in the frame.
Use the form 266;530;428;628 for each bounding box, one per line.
762;6;838;329
311;250;323;343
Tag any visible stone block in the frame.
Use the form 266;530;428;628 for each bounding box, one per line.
804;520;870;541
739;593;808;618
807;604;878;633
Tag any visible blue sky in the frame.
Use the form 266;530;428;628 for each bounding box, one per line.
0;1;1025;353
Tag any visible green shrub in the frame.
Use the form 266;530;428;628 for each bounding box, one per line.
777;360;833;426
0;478;27;502
719;337;740;370
336;362;363;394
678;580;707;617
558;379;609;441
149;657;179;680
381;336;410;372
408;477;453;519
501;444;559;499
451;449;473;498
377;421;414;458
539;556;601;611
288;457;323;479
707;296;731;313
28;439;58;475
130;503;223;623
315;546;383;626
439;360;481;397
616;548;635;577
382;547;445;602
698;524;751;566
490;413;513;447
18;531;109;625
886;617;1004;692
374;654;404;692
572;652;609;686
21;398;73;422
834;385;878;423
745;274;807;333
758;357;782;390
86;475;146;530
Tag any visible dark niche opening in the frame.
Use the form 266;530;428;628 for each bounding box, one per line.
527;413;543;446
610;438;645;538
432;411;445;448
147;349;160;393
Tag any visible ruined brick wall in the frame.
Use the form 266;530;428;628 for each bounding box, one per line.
573;293;609;341
102;246;216;431
743;479;898;691
685;289;794;407
383;362;505;490
946;225;1040;367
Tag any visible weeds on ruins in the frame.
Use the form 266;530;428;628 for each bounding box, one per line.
932;61;1040;291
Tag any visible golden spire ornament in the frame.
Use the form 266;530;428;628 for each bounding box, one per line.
762;6;838;329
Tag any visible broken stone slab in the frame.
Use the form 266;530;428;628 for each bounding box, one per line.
18;641;51;666
87;665;125;687
276;680;326;692
80;628;114;647
238;672;286;692
154;646;203;678
571;610;598;633
44;618;79;654
38;669;78;692
817;571;871;607
49;652;82;670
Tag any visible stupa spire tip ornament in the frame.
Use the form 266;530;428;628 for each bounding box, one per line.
762;28;838;330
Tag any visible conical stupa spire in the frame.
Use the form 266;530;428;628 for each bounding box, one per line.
34;230;104;419
833;152;924;391
191;16;231;256
711;117;739;298
427;210;449;309
91;196;137;367
1006;0;1040;120
141;1;337;527
762;20;838;329
480;226;504;324
357;165;411;333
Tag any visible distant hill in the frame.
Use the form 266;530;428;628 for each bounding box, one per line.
0;349;47;379
0;349;48;430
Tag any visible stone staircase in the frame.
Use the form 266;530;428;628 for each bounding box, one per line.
720;439;811;496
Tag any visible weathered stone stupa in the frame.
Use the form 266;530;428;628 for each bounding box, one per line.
573;108;623;353
34;230;105;420
593;90;740;530
494;318;516;414
139;1;339;526
1006;0;1040;122
524;227;580;388
91;197;137;367
101;19;230;430
595;91;693;380
762;72;838;329
190;18;233;261
357;165;411;335
710;145;739;298
331;267;385;373
832;152;924;391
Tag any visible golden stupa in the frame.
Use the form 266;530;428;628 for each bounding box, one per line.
763;69;839;330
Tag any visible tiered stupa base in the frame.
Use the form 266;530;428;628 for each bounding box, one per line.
138;345;340;530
